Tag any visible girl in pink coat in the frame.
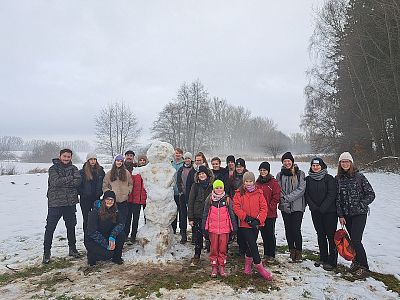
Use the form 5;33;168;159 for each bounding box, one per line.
202;180;238;277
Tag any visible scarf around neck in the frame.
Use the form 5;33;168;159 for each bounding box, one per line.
308;168;327;181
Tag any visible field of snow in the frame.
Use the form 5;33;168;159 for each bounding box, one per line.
0;160;399;299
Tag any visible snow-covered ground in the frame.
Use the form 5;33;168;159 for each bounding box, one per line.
0;160;399;299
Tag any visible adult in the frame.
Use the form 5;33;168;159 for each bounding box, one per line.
210;157;230;195
336;152;375;277
43;149;81;264
305;157;337;270
171;148;184;235
78;153;105;231
124;150;137;173
84;191;125;265
255;161;281;262
194;152;209;171
226;155;236;179
276;152;306;262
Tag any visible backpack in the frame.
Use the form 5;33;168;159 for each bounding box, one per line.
334;228;356;261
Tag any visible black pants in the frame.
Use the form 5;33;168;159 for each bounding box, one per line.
242;227;261;264
172;194;184;233
116;201;128;226
192;219;204;256
282;211;303;251
311;211;338;266
125;203;145;239
84;232;125;264
178;194;187;233
44;205;77;253
80;196;97;231
345;214;369;269
236;216;247;254
260;218;276;258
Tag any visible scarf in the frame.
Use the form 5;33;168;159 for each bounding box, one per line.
199;179;210;189
308;168;328;181
211;191;226;201
258;174;273;184
245;184;256;193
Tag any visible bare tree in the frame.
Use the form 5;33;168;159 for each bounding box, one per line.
95;101;142;159
0;136;23;160
265;131;291;159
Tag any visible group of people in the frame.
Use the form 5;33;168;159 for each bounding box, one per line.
42;147;375;280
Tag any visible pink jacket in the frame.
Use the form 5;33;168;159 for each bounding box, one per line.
202;195;238;234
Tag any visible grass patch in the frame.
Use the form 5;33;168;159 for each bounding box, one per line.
0;258;72;286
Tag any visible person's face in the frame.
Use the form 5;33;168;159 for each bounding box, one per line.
105;197;115;208
311;164;322;173
259;168;269;177
125;154;134;162
175;151;183;161
282;159;293;169
214;186;224;195
228;161;235;170
195;156;204;166
340;160;351;171
88;158;97;166
211;160;220;170
244;179;255;187
236;165;244;174
59;152;72;165
115;160;123;168
198;172;207;181
138;158;146;166
184;157;192;165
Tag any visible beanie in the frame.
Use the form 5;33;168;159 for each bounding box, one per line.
258;161;271;172
114;154;124;162
86;153;97;161
243;171;255;182
281;152;294;164
198;165;209;176
235;158;246;169
226;155;235;164
184;152;193;160
213;179;224;190
310;157;327;169
338;152;354;163
124;150;135;156
103;190;116;200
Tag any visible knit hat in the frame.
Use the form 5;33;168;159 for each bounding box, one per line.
226;155;235;164
137;155;148;166
184;152;193;160
124;150;135;156
235;158;246;168
213;179;224;190
86;153;97;161
198;165;209;176
338;152;354;163
103;190;116;200
281;152;294;164
243;171;255;182
114;154;124;162
258;161;271;172
310;157;327;169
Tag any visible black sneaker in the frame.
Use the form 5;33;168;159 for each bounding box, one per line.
69;247;81;258
88;260;96;267
323;263;335;271
42;252;51;264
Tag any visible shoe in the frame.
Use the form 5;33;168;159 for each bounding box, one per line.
263;256;275;263
255;263;273;281
349;262;360;273
244;256;253;275
126;239;133;246
354;267;369;278
211;266;218;277
112;258;124;265
190;255;200;267
289;249;296;262
295;250;303;263
314;260;324;267
69;247;81;258
219;265;227;277
88;260;96;266
323;263;335;271
42;252;51;264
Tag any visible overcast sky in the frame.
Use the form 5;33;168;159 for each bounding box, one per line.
0;1;319;144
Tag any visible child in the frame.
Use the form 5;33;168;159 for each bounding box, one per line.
202;180;238;277
233;172;272;281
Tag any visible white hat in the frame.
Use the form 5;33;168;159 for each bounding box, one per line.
86;153;97;161
184;152;193;160
338;152;353;163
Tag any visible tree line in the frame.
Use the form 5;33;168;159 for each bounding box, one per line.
302;0;400;159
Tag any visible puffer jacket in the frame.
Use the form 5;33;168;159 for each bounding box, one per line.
128;173;147;205
233;188;268;228
336;171;375;217
305;173;337;214
276;167;306;213
202;194;238;234
102;170;133;203
256;175;281;218
78;164;105;199
47;158;81;208
188;181;213;221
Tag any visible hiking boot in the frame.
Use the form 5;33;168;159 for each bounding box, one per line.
295;250;303;262
42;252;51;264
354;267;369;278
323;263;335;271
255;263;273;281
180;231;187;244
69;246;81;258
190;255;200;267
289;249;296;262
211;266;218;277
349;262;360;273
219;265;227;277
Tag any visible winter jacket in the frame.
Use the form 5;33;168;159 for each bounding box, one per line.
228;171;247;198
336;171;375;217
86;200;124;249
305;173;337;214
233;188;268;228
102;170;133;203
177;164;196;204
276;167;306;213
202;194;238;234
47;158;81;208
78;163;105;200
256;175;281;218
188;181;213;221
128;173;147;205
212;168;230;195
172;159;184;195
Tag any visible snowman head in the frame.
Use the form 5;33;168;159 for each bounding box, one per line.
146;141;175;164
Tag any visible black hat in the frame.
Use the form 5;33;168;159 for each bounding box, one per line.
281;152;294;164
235;158;246;168
226;155;235;164
310;157;327;170
103;190;116;200
258;161;271;172
198;165;209;176
124;150;135;156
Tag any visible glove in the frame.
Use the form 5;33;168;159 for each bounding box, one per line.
203;230;209;241
245;215;255;225
250;218;260;228
229;232;237;243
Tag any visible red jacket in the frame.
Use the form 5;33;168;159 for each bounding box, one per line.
128;174;147;205
233;188;267;228
256;177;281;218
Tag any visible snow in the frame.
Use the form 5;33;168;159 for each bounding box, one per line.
0;160;399;299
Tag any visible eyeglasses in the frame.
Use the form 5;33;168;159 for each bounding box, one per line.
105;197;115;201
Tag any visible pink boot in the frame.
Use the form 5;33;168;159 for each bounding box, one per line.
219;265;227;277
211;266;218;277
244;256;253;275
255;263;273;281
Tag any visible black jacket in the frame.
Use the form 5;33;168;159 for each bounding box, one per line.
305;174;337;214
188;182;213;221
79;163;105;200
212;168;230;195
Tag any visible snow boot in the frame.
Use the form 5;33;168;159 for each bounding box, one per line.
255;263;273;281
244;255;253;275
219;265;227;277
42;251;51;264
68;246;81;258
211;266;218;277
295;250;303;262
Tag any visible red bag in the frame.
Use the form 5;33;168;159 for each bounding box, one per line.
334;228;356;261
